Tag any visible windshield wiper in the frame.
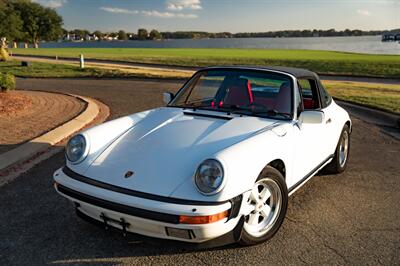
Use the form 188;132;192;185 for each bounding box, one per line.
219;104;291;119
252;109;291;119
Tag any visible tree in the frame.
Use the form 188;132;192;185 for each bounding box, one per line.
118;30;128;40
93;30;103;40
149;29;161;40
0;0;24;47
137;28;148;40
13;1;63;48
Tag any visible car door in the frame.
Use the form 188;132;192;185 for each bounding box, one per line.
317;81;339;156
290;78;330;188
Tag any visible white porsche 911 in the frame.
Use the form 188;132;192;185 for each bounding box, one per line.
54;66;351;246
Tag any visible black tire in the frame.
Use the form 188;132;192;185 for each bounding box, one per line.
239;166;288;246
324;124;350;174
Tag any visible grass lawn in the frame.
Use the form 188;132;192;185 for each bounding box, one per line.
0;60;122;78
0;60;187;79
1;60;399;114
324;81;400;114
11;48;400;79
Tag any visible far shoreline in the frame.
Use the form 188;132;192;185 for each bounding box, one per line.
9;36;399;55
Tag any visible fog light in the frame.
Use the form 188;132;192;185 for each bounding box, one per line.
179;210;229;224
165;227;194;239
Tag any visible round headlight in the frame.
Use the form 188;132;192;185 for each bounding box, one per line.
195;159;225;195
66;134;87;164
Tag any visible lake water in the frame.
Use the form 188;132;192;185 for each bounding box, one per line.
40;36;399;55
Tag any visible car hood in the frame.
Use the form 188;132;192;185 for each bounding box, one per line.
83;107;280;198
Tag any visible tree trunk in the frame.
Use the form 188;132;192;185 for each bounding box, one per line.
24;43;28;48
34;42;39;48
13;42;17;48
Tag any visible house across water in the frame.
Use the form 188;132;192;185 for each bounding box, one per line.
382;32;400;42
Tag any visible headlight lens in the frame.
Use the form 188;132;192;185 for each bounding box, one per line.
66;134;87;163
195;159;224;195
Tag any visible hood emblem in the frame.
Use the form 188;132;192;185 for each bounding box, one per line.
124;171;134;178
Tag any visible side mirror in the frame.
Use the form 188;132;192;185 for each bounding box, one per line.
298;111;324;126
163;92;174;105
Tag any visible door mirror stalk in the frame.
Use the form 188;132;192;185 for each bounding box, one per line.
163;92;174;105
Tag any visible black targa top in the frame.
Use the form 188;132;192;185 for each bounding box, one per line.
203;66;319;80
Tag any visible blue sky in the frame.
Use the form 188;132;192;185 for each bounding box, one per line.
33;0;399;32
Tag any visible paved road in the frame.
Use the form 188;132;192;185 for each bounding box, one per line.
1;78;399;265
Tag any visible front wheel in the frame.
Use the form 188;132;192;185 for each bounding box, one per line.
240;166;288;245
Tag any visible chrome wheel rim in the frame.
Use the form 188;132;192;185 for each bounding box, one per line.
339;130;349;167
243;178;282;238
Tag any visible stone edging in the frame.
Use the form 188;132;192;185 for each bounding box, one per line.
0;94;99;171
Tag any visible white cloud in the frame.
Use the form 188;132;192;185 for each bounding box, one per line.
32;0;67;9
356;9;372;16
100;6;197;19
167;0;202;10
100;7;139;15
141;10;197;18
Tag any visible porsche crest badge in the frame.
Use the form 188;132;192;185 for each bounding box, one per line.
124;171;134;178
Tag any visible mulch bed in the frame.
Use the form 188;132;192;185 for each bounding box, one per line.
0;91;32;117
0;90;86;154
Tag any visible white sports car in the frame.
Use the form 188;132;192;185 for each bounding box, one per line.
54;66;351;247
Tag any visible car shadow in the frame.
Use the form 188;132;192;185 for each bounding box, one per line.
0;151;246;265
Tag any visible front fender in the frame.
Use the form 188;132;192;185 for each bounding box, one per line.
170;124;294;201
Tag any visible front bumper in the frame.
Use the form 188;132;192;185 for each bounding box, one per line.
53;167;243;244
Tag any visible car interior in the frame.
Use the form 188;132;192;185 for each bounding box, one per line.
174;71;295;118
297;79;321;110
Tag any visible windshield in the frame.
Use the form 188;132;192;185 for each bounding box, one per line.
170;69;293;119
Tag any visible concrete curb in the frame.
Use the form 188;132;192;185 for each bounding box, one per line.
336;100;400;140
0;94;99;171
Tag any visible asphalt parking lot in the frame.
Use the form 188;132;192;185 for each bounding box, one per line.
1;78;399;265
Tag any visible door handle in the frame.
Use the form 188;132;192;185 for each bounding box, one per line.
326;118;332;124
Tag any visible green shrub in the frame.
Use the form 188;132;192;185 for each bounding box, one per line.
0;73;16;92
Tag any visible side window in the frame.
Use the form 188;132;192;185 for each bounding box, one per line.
298;79;320;110
319;82;332;107
295;84;303;114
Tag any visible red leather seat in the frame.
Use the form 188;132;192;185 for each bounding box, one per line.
274;82;291;113
224;78;253;106
303;98;315;109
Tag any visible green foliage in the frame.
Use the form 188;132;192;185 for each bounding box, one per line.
118;30;128;41
137;29;148;40
0;0;24;42
149;29;161;40
8;1;63;47
0;72;16;92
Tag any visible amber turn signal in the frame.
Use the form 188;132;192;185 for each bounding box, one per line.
179;210;229;224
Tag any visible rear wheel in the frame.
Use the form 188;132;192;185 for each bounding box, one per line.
240;166;288;245
324;124;350;174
